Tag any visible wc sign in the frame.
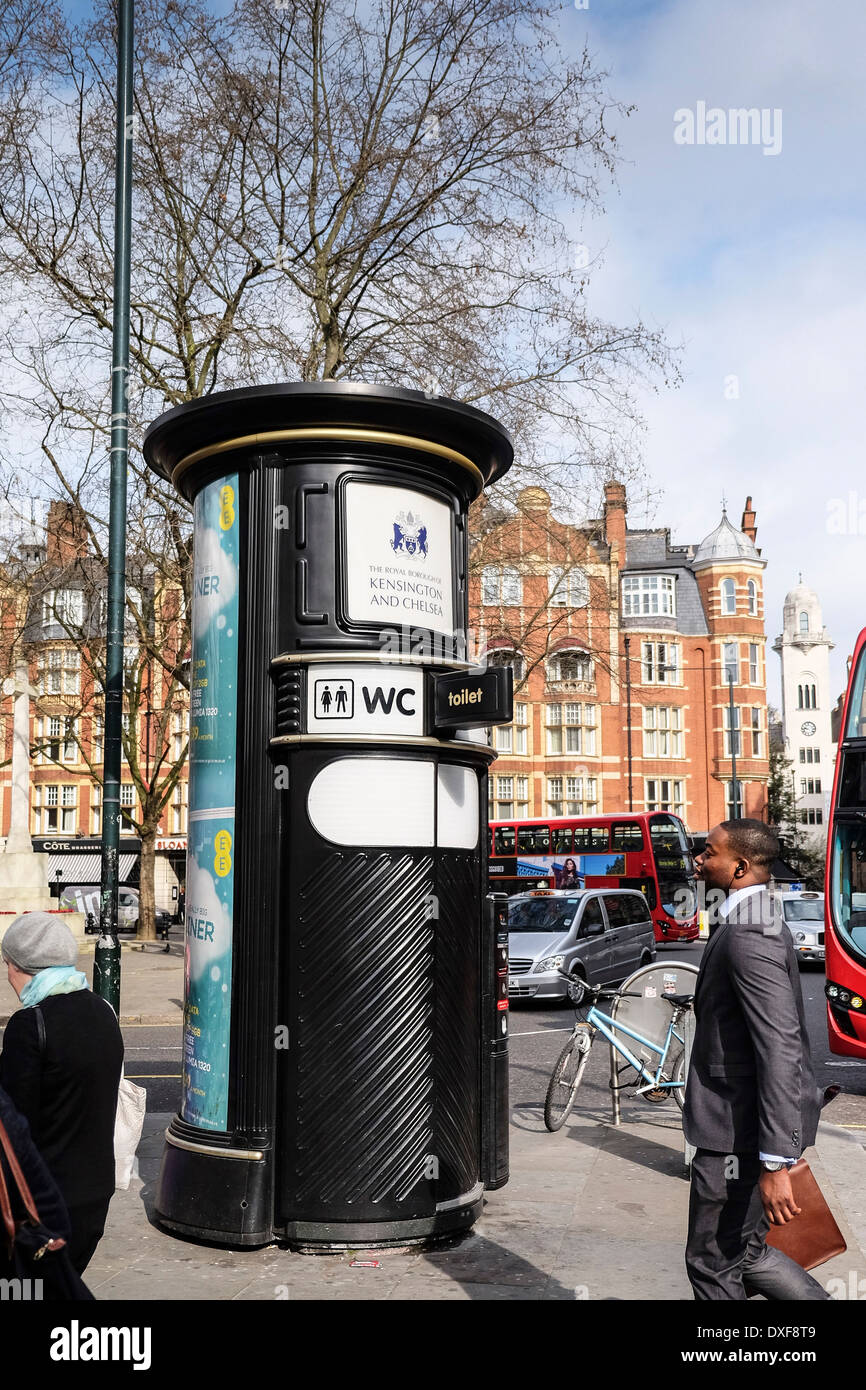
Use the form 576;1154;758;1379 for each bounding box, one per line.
306;665;425;736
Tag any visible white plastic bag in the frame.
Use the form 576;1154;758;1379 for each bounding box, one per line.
114;1071;147;1190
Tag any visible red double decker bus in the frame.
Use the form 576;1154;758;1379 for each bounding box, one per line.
487;811;698;942
826;627;866;1056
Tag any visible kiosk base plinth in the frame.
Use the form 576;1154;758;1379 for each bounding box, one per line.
277;1194;484;1253
154;1126;274;1248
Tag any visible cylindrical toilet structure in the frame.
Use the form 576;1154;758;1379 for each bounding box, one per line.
143;383;513;1248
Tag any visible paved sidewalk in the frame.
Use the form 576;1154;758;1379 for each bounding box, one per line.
4;948;866;1299
0;938;185;1025
85;1102;866;1301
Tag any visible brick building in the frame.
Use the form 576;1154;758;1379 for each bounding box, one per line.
473;483;770;832
0;501;189;911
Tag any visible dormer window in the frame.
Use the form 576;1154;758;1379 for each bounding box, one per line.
720;578;736;615
622;574;675;617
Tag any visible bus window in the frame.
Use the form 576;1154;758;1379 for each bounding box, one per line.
622;877;657;910
611;822;644;852
574;825;609;851
518;825;550;854
494;826;515;856
846;651;866;738
838;748;866;809
832;823;866;962
552;828;573;853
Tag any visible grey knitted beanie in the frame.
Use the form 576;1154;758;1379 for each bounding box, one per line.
1;912;78;973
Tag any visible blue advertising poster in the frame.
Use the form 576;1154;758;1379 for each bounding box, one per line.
515;853;625;884
182;475;239;1131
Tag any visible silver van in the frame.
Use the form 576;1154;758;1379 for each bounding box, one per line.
507;888;656;1001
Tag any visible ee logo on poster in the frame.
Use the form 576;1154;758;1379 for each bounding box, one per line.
214;829;232;878
219;485;235;531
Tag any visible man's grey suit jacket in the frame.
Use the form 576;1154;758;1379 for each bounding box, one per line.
682;887;822;1156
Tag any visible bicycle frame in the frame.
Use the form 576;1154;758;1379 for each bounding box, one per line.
583;1004;684;1093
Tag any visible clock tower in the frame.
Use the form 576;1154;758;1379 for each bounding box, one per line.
772;582;835;844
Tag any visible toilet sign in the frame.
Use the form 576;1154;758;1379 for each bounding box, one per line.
306;664;425;735
433;667;513;729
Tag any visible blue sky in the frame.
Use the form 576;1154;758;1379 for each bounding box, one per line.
557;0;866;706
57;0;863;705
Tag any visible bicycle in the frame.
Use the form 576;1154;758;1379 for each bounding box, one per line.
543;975;693;1131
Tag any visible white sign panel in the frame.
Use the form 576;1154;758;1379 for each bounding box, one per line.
344;481;455;637
306;663;425;736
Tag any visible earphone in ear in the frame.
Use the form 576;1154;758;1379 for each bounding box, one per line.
734;864;746;878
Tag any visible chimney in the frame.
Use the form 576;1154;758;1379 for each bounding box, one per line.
741;495;757;544
603;480;627;554
45;500;89;567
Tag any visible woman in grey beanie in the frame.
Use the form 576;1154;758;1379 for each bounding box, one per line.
0;911;124;1274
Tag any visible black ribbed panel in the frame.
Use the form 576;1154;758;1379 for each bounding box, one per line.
230;462;282;1140
433;853;482;1198
273;665;302;737
280;850;437;1220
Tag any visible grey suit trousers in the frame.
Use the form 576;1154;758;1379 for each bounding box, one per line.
686;1151;832;1300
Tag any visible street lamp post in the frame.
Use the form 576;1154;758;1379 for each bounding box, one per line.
728;672;740;818
624;634;634;811
94;0;134;1011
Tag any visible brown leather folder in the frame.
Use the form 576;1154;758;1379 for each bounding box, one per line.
764;1159;847;1270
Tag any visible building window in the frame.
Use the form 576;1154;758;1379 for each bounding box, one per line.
720;578;736;615
33;783;77;834
41;588;84;630
91;784;101;835
722;642;739;686
645;778;685;816
172;710;189;762
641;642;680;685
725;780;744;819
490;774;529;821
92;716;104;764
800;808;823;825
723;706;741;757
642;706;683;758
748;644;759;685
546;649;593;684
747;580;758;616
622;574;675;617
801;777;822;795
171;780;188;834
750;707;762;757
38;648;81;696
797;683;817;710
799;611;809;634
545;702;597;755
548;775;598;817
120;782;137;828
494;702;529;754
549;567;590;608
481;567;521;606
485;648;526;683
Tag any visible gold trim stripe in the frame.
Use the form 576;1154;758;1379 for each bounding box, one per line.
164;1129;264;1161
171;427;484;492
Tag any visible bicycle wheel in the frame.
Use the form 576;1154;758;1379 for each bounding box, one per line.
544;1028;592;1131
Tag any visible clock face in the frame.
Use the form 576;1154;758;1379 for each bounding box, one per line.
801;720;816;736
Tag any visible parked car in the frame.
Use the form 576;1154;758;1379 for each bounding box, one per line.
60;885;173;938
773;889;825;967
507;888;656;1002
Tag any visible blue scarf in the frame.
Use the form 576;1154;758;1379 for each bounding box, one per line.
19;966;89;1008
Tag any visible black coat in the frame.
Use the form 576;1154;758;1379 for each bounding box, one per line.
0;991;124;1209
0;1083;70;1261
683;887;822;1156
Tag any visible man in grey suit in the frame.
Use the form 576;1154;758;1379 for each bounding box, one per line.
683;819;831;1299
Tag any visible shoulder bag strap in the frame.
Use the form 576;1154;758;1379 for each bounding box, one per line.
0;1114;41;1228
0;1142;15;1254
34;1005;46;1055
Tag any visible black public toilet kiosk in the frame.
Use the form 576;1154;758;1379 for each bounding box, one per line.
143;383;513;1249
